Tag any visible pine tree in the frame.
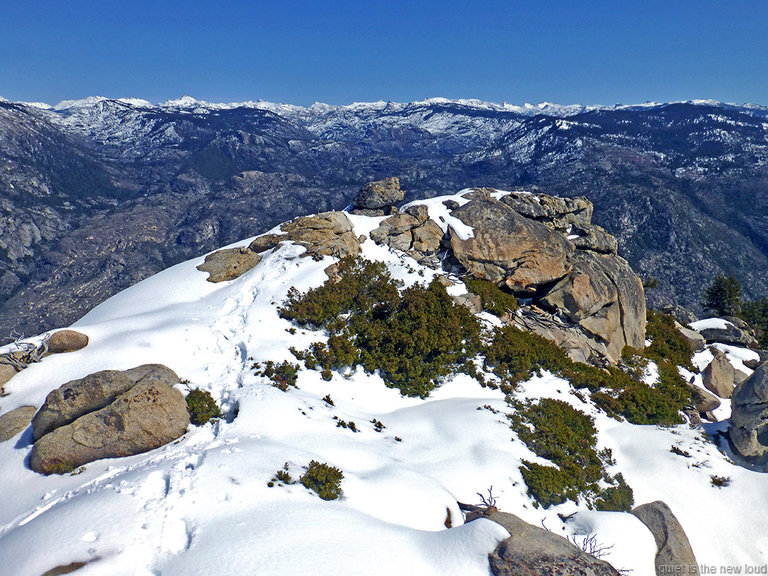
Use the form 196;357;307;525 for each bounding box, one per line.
702;273;742;317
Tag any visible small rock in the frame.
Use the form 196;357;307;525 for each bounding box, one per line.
404;204;430;224
0;363;18;394
487;511;622;576
452;293;482;314
29;381;190;475
248;234;284;253
352;177;403;210
702;349;735;398
631;501;699;576
686;382;721;413
0;406;36;442
46;330;89;354
674;322;706;352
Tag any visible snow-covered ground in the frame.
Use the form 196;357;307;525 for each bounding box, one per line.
0;199;766;575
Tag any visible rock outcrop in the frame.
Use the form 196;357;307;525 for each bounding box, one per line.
697;320;758;348
30;381;189;475
45;330;89;354
702;349;735;399
0;405;36;442
32;364;179;441
448;189;645;364
369;204;444;266
351;177;403;215
280;211;361;259
631;501;699;576
197;247;262;283
729;363;768;466
486;511;621;576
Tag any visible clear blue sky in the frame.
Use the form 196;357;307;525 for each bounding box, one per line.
2;0;766;106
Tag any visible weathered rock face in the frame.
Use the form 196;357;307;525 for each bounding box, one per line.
631;501;699;576
541;251;645;361
450;197;575;292
197;247;262;283
45;330;89;354
486;512;621;576
351;177;403;214
0;405;36;442
280;211;360;259
369;205;444;265
448;190;646;364
32;364;180;442
729;364;768;465
29;381;189;475
702;349;735;399
499;191;593;229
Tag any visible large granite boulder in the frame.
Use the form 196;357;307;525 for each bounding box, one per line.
30;381;189;475
0;405;36;442
696;320;758;348
541;251;645;361
729;363;768;465
197;247;262;283
45;330;89;354
448;191;645;364
631;501;699;576
32;364;179;441
702;349;735;399
351;177;403;214
449;197;574;292
280;211;361;259
486;511;621;576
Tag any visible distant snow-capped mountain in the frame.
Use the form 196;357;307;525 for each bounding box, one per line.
2;95;768;337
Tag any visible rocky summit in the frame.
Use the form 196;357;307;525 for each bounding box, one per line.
0;182;765;575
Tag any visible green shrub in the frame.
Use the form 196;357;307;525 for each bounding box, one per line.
464;277;519;316
742;297;768;347
594;473;634;512
300;460;344;500
485;325;571;387
511;398;609;508
702;273;742;317
279;257;400;327
255;360;300;391
644;310;694;369
186;388;222;426
281;258;482;397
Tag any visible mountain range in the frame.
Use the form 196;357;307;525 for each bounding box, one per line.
2;95;768;337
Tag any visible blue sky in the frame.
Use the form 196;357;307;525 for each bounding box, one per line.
1;0;766;106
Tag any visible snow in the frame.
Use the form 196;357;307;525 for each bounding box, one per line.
402;190;474;240
1;211;767;574
689;317;732;331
